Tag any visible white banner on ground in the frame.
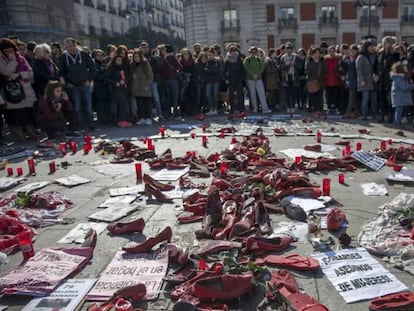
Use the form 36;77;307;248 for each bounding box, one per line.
351;151;386;171
151;167;189;181
86;247;168;301
312;247;408;303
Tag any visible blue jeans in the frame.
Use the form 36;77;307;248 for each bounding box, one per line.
69;85;93;130
206;82;220;112
394;106;404;126
361;90;377;117
151;81;162;115
165;79;179;116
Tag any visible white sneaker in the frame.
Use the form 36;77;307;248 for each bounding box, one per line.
402;116;408;124
136;119;146;125
262;109;272;114
144;118;152;125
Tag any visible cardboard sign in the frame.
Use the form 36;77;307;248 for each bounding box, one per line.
312;248;408;303
87;247;168;301
0;247;93;296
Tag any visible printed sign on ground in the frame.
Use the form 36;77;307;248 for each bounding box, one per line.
351;151;386;171
87;246;168;301
0;247;93;296
312;247;408;303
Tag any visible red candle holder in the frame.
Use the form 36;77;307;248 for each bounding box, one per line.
142;136;147;144
7;167;13;176
202;122;206;133
49;161;56;174
381;141;387;151
231;137;237;144
393;164;403;172
202;136;207;147
316;131;322;143
18;230;34;260
16;167;23;176
60;142;67;156
191;132;195;139
295;156;302;164
220;130;225;138
345;144;351;155
159;125;165;137
83;144;90;155
220;162;228;175
322;178;331;196
27;157;35;175
388;138;393;145
85;135;92;146
147;138;153;150
135;163;142;180
69;141;77;154
356;142;362;151
338;173;345;184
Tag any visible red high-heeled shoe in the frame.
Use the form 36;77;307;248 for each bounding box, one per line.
107;218;145;235
122;226;172;253
145;184;173;203
143;174;175;191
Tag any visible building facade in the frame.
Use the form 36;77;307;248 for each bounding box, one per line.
0;0;185;48
183;0;414;52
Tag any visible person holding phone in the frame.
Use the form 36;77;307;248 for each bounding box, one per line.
37;80;76;139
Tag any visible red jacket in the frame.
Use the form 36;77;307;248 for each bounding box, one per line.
37;98;73;122
324;55;341;86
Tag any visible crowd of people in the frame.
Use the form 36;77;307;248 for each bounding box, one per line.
0;34;413;143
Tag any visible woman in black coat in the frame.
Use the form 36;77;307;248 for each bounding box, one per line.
32;43;59;99
92;49;111;123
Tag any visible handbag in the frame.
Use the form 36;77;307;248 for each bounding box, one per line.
4;78;26;103
306;62;321;93
307;80;320;93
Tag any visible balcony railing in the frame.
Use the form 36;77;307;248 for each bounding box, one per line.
278;17;297;30
401;15;414;24
97;3;106;11
360;15;380;26
319;16;338;25
221;19;240;32
108;6;117;14
84;0;94;8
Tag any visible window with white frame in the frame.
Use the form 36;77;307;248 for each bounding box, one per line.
223;9;238;28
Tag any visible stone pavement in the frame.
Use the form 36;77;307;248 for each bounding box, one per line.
0;113;413;311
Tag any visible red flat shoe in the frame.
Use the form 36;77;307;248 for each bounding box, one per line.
369;291;414;311
107;218;145;235
177;214;204;224
267;269;299;300
145;184;173;203
143;174;175;191
192;272;254;301
246;236;292;252
264;253;320;271
122;226;172;253
327;208;346;231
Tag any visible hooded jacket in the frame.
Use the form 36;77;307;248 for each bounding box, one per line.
390;73;414;107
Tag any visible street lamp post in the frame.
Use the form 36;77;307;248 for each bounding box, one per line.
355;0;386;40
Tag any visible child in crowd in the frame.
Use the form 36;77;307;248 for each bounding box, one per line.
390;60;414;130
37;80;75;138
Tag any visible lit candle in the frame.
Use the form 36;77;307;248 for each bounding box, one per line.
83;144;90;155
60;142;67;156
322;178;331;196
220;130;225;138
27;157;35;175
191;132;195;139
7;167;13;176
295;156;302;164
388;138;393;145
356;142;362;151
49;161;56;174
85;135;92;147
316;131;322;143
16;167;23;176
142;136;147;144
202;135;207;147
147;138;153;150
135;163;142;180
69;141;77;154
345;144;351;155
381;141;387;151
338;173;345;184
159;125;165;137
